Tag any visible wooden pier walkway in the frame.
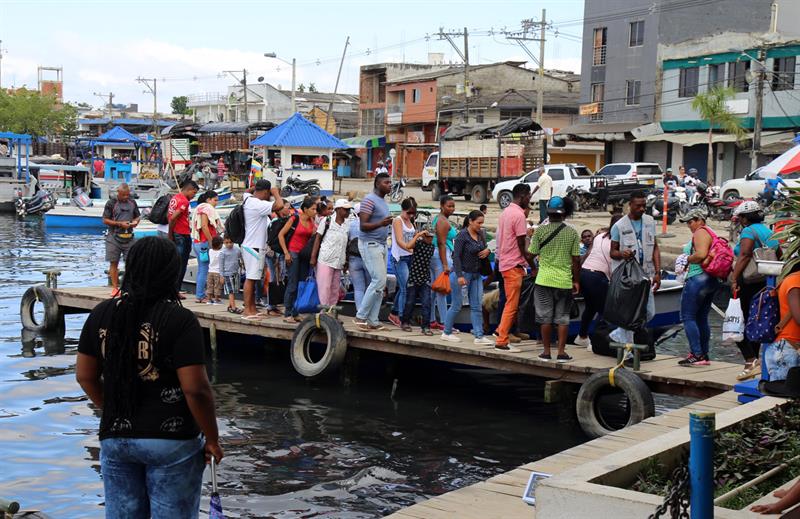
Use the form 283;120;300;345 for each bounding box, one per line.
53;286;742;399
387;390;744;519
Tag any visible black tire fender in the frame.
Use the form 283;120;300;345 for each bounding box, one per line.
576;369;654;439
290;313;348;378
20;285;62;333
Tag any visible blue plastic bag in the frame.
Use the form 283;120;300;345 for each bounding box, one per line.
294;275;320;314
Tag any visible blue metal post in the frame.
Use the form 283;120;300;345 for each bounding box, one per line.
689;411;715;519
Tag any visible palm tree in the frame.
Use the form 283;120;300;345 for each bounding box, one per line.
690;86;745;186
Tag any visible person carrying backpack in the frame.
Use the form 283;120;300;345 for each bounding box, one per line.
677;209;732;366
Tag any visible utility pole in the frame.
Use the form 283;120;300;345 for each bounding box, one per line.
537;9;546;126
325;36;350;134
136;77;158;136
436;27;470;122
223;70;249;122
751;48;766;171
94;91;114;120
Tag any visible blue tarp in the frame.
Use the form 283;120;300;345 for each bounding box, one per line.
250;113;347;149
95;126;144;144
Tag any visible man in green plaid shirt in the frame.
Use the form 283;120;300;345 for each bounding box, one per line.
528;196;581;363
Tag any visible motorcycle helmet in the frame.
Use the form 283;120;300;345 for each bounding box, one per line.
733;200;761;216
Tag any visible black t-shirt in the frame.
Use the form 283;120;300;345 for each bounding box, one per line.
78;299;206;440
102;198;140;237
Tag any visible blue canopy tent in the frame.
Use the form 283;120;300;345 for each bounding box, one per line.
87;126;150;182
249;113;348;194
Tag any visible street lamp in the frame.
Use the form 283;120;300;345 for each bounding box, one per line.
264;52;296;114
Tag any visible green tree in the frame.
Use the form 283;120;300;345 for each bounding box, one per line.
297;83;306;93
170;95;192;115
0;88;77;138
690;86;745;186
308;83;317;93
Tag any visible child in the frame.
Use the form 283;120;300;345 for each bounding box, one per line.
220;236;243;314
206;236;224;304
402;227;436;335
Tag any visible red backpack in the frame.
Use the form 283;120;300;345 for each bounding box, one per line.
700;226;734;279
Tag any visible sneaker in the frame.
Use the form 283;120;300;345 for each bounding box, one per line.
430;321;444;331
515;332;531;341
441;333;461;343
538;352;552;361
388;313;402;327
495;344;522;353
474;336;494;345
507;333;522;344
556;353;573;363
573;335;592;350
678;354;710;367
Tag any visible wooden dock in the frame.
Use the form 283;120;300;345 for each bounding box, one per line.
53;286;742;399
387;390;743;519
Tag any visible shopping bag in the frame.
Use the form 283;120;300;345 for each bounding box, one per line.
721;296;745;345
603;260;651;330
431;272;451;295
294;275;320;314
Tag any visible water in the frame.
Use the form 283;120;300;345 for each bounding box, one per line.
0;214;746;518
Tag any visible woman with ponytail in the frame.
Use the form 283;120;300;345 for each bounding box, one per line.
76;236;222;517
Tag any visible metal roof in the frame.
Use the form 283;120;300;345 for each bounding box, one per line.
79;118;175;127
198;122;274;134
555;122;641;142
341;135;385;149
250;113;348;149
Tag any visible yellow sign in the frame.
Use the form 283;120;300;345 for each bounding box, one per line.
579;102;600;115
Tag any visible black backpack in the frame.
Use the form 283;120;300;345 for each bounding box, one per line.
267;214;299;253
224;197;248;244
148;194;172;225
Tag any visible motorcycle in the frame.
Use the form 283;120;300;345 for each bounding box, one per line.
693;183;733;221
645;189;680;225
389;177;406;203
15;189;55;217
280;173;321;198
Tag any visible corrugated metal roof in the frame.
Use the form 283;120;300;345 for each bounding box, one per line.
79;118;175;127
250;113;347;149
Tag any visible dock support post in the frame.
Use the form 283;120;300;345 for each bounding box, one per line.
689;411;715;519
209;323;218;384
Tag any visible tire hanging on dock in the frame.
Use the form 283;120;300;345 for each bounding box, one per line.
575;369;655;439
20;285;63;333
290;313;348;378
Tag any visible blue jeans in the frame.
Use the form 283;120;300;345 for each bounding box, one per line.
349;255;371;309
445;271;484;337
174;234;192;291
430;251;454;324
192;242;210;300
284;252;309;317
681;272;719;357
390;255;412;316
402;283;432;328
356;241;387;326
100;435;205;519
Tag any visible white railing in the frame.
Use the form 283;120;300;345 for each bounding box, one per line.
187;93;228;107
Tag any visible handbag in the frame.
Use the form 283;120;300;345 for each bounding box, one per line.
293;274;320;314
742;233;778;284
480;257;493;276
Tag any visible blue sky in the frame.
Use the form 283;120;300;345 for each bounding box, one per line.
0;0;584;112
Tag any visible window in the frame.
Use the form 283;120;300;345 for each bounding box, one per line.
625;80;641;105
412;88;422;103
425;154;438;168
590;82;604;121
679;67;699;97
256;109;263;122
708;63;725;89
572;166;592;177
592;27;607;65
728;60;750;92
773;56;796;91
597;164;631;176
475;113;484;123
629;21;645;47
548;168;565;181
636;165;663;176
524;169;541;183
500;109;531;120
361;108;385;135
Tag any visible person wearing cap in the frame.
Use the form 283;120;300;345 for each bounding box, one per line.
610;190;661;344
730;201;781;379
663;167;678;189
676;209;719;366
529;196;581;362
310;198;353;306
683;167;699;201
241;179;285;318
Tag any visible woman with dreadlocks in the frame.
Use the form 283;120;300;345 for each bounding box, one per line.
76;236;222;517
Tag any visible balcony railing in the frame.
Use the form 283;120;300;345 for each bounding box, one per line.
590;102;604;121
187;93;228;107
592;46;607;66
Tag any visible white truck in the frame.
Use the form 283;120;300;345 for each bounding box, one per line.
421;120;544;204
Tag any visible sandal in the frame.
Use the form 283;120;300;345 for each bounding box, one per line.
266;309;282;317
401;324;412;332
421;328;434;336
736;360;761;381
283;316;300;324
227;307;243;314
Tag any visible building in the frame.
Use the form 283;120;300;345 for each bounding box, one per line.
187;84;358;138
561;0;800;179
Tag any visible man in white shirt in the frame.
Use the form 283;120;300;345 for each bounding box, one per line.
241;179;285;318
374;161;389;176
531;169;553;224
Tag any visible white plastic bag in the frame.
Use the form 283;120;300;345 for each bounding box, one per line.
721;297;745;345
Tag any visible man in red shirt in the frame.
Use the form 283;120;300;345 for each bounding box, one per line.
168;180;199;293
494;183;535;351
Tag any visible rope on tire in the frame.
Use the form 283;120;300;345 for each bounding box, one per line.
608;343;634;388
315;306;336;329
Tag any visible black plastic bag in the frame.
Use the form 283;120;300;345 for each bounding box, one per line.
590;320;656;361
516;275;537;334
603;260;651;330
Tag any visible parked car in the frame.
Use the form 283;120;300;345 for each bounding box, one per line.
595;162;664;187
491;163;593;209
719;167;800;200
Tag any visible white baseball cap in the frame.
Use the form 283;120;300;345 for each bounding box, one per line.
334;199;353;210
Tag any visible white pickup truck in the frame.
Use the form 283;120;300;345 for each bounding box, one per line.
490;164;594;208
